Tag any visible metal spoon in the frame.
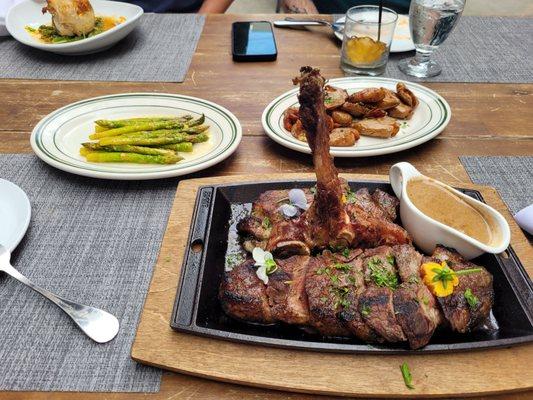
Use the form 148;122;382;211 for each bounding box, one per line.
273;17;344;34
0;244;119;343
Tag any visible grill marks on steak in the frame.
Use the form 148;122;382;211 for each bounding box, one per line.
359;246;406;342
392;244;442;349
266;255;310;324
430;246;494;333
219;260;274;323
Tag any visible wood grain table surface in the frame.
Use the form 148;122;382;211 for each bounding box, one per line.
0;13;531;400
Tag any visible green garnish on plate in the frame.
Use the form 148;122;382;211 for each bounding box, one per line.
400;362;414;389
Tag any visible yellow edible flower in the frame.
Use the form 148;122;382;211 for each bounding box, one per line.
421;261;459;297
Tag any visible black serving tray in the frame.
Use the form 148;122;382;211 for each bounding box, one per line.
170;180;533;354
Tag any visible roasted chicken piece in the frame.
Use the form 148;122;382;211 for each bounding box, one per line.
353;116;400;138
43;0;96;36
388;103;414;120
283;106;299;131
331;110;353;126
348;87;386;103
323;85;348;110
375;89;401;110
396;82;419;108
329;127;359;147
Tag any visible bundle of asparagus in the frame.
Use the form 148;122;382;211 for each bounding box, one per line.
79;114;209;164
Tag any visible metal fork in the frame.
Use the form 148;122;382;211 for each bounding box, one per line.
273;17;344;34
0;244;119;343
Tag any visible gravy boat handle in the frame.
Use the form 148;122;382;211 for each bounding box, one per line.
389;162;422;200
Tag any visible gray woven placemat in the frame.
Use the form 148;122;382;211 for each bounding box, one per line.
0;13;205;82
460;156;533;215
332;16;532;83
0;154;176;392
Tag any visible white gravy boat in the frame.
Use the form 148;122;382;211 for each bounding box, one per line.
389;162;511;259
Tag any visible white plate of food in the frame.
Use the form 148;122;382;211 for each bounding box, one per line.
0;179;31;252
30;93;242;180
6;0;143;55
262;76;450;157
334;14;415;53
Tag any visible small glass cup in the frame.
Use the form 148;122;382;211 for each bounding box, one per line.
340;5;398;76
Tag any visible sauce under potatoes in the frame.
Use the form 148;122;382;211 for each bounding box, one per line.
407;177;494;245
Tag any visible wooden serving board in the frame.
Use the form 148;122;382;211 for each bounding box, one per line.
131;173;533;398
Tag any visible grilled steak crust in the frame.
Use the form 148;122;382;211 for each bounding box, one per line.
266;255;310;324
359;247;406;342
431;246;494;333
337;256;384;342
392;244;441;349
359;286;406;342
371;189;399;222
267;216;311;257
219;260;274;323
305;254;352;336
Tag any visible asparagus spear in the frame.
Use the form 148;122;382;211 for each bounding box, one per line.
82;142;178;156
182;125;209;134
89;121;186;140
188;114;205;127
99;134;195;147
159;133;208;146
83;151;182;164
105;129;187;140
158;142;193;152
94;116;193;129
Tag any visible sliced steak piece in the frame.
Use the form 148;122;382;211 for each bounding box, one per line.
219;260;274;323
359;247;406;342
359;286;406;342
430;246;494;333
337;256;384;342
393;283;439;349
371;189;399;222
305;253;352;336
393;244;423;283
392;244;442;349
266;255;310;325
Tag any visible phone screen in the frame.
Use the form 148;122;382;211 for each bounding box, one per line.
232;22;276;57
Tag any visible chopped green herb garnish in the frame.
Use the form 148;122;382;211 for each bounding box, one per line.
333;263;351;272
345;188;357;204
320;296;328;303
408;275;420;284
324;96;333;104
226;253;244;269
330;275;340;284
342;248;351;258
400;362;414;389
261;216;271;229
361;304;371;317
386;255;395;265
422;297;429;306
348;275;357;285
368;257;399;289
464;288;479;308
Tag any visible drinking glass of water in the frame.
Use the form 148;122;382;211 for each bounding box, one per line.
398;0;465;78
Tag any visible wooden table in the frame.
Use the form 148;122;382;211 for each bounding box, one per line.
1;14;532;400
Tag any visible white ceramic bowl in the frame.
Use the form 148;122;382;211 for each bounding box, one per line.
6;0;143;55
389;162;511;259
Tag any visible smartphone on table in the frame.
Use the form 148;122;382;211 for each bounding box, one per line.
232;21;277;62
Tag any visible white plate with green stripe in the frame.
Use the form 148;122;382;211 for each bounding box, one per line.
262;77;450;157
30;93;242;180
